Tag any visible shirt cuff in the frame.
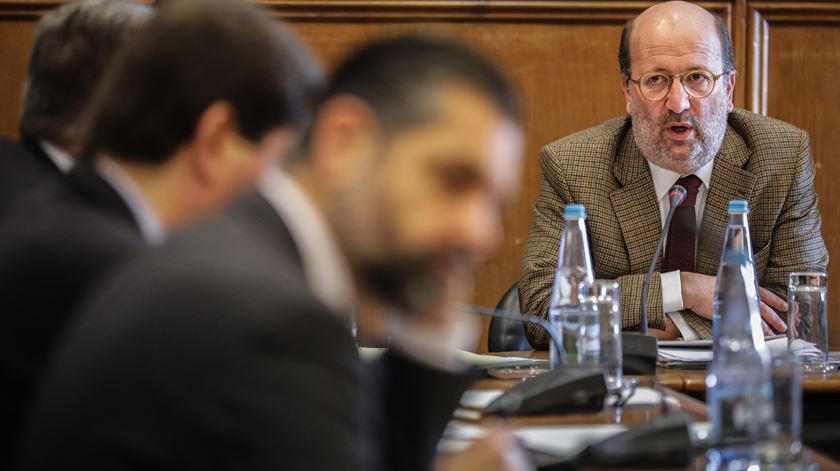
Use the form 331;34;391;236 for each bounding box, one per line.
667;312;700;341
660;270;684;313
388;310;479;373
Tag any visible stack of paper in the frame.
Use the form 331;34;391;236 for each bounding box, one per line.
657;348;712;368
657;335;793;368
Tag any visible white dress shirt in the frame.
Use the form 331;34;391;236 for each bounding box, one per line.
647;158;715;340
258;168;356;318
95;158;165;246
40;140;74;174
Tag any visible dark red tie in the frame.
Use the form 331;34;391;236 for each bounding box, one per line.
663;174;702;273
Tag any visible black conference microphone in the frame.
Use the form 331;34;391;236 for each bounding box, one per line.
621;184;688;375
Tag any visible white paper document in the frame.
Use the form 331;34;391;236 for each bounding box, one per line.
358;347;546;367
459;389;504;409
514;424;627;456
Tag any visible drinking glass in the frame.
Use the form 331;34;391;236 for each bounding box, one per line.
787;272;830;373
591;280;623;391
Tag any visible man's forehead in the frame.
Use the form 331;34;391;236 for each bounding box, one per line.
630;2;721;60
631;18;722;71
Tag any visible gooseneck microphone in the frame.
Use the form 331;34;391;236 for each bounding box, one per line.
640;185;688;335
457;304;563;354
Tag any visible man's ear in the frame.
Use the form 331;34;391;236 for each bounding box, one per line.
725;71;737;112
619;74;633;114
307;94;380;188
190;101;237;186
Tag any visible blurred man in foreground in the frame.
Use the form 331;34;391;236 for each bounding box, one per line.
0;0;149;216
18;34;529;471
1;0;321;461
520;0;827;345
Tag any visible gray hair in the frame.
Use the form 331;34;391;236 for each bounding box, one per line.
19;0;152;149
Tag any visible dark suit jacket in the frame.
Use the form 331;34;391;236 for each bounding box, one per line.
17;193;468;471
520;109;829;346
0;136;64;218
0;165;145;461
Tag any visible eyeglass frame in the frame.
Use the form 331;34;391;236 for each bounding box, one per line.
628;68;729;101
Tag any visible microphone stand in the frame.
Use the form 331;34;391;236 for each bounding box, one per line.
640;203;679;335
624;185;687;375
457;304;564;355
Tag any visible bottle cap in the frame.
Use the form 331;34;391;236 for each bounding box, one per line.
563;204;586;219
727;200;749;214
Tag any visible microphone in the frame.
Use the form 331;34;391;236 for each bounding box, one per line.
607;184;688;376
640;184;687;335
457;304;563;355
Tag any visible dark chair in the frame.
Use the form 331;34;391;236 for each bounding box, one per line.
487;283;534;352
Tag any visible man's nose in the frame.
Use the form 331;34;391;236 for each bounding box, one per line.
664;78;691;114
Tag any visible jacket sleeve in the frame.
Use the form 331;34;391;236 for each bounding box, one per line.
761;131;829;309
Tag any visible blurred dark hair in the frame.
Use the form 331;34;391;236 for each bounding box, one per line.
618;14;735;78
84;0;323;163
19;0;152;149
305;33;519;147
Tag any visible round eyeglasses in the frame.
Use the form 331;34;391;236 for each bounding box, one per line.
629;69;727;101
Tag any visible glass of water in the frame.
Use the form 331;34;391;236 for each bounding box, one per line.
550;280;622;391
590;281;622;391
787;272;830;373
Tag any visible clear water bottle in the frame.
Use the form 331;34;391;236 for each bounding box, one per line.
712;200;762;349
548;204;595;370
706;250;772;468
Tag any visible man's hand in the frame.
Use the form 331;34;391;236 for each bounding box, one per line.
435;420;533;471
680;272;788;335
649;316;680;340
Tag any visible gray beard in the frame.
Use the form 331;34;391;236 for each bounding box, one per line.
629;96;729;174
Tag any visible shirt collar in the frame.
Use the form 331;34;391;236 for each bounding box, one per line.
40;140;75;174
94;157;166;246
258;167;355;316
647;157;715;202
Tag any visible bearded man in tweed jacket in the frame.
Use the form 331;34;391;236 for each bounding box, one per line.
520;1;828;346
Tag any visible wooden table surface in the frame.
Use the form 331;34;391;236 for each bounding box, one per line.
475;351;840;469
491;350;840;393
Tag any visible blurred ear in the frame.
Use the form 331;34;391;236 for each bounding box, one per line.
190;101;238;186
307;94;380;190
619;74;632;114
725;71;737;112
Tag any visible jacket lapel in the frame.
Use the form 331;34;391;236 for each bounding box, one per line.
696;125;756;276
610;129;662;274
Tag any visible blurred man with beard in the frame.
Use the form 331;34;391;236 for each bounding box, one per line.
18;35;530;471
520;0;827;344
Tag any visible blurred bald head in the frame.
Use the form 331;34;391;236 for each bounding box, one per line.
618;1;735;78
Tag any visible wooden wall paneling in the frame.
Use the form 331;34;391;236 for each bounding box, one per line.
259;1;735;350
0;20;39;139
746;1;840;346
0;1;755;352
